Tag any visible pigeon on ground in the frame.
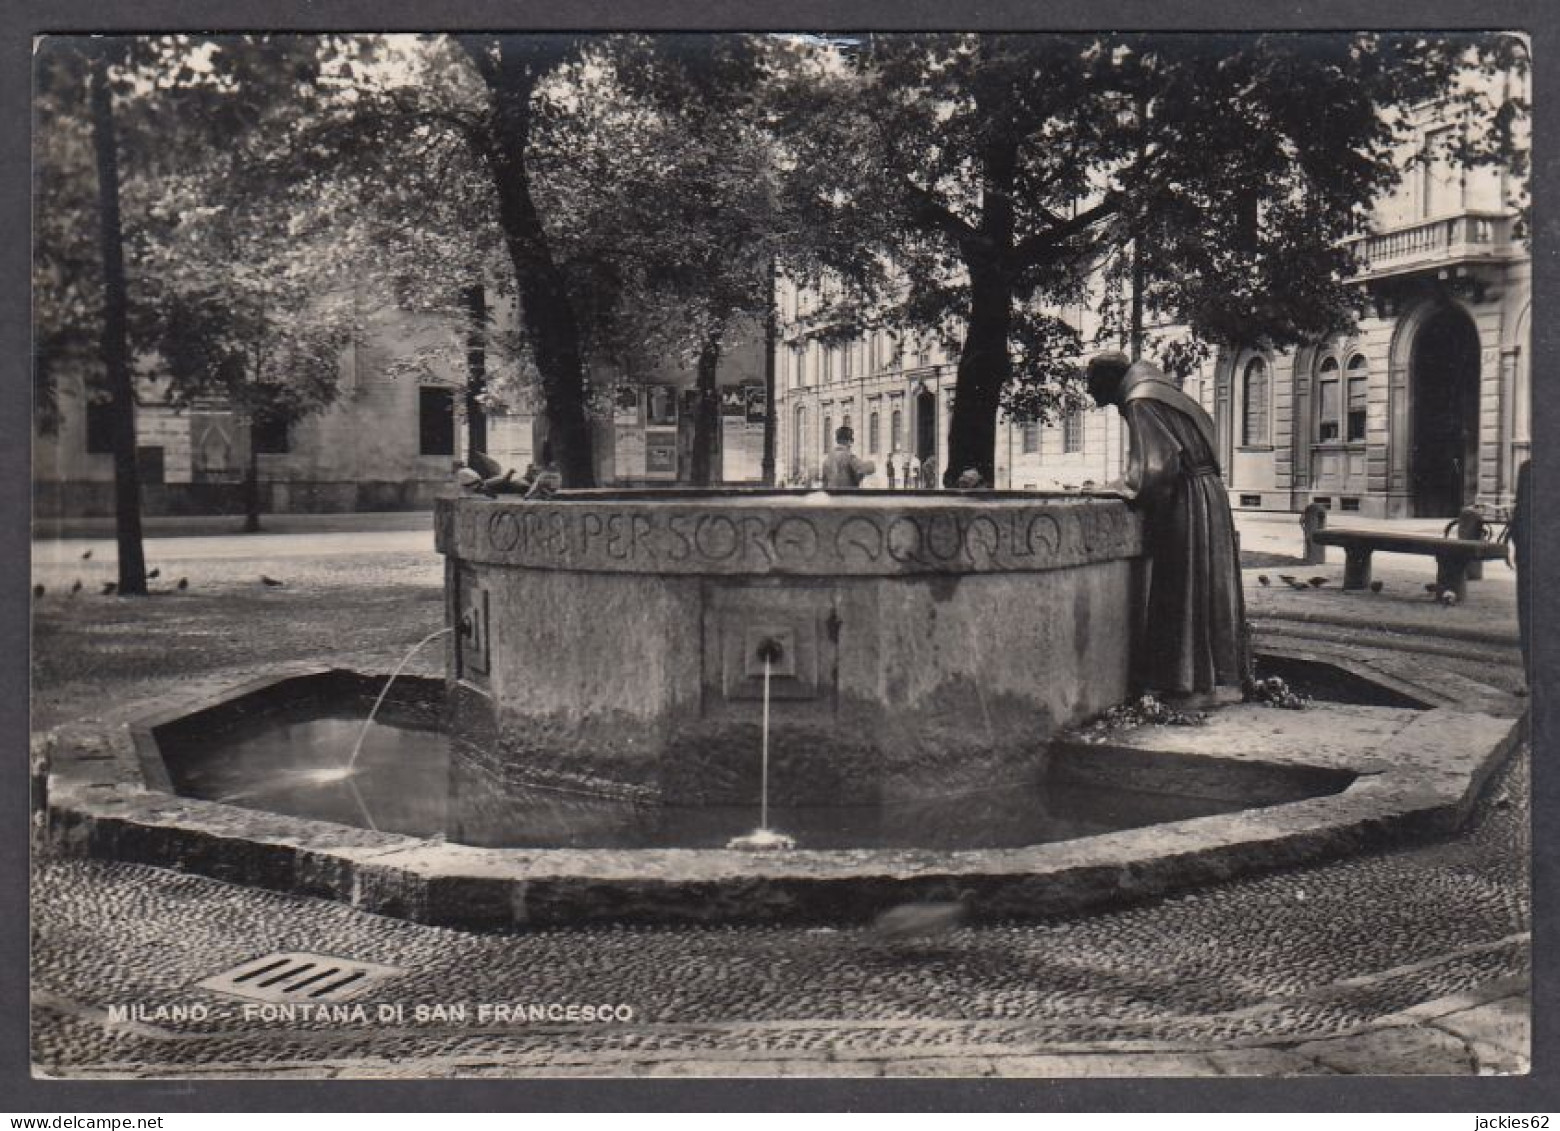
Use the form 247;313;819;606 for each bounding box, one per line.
176;577;188;591
260;575;286;588
80;548;92;560
869;892;972;941
1257;575;1270;587
1369;580;1384;593
101;581;116;595
1278;575;1298;585
147;568;160;580
1307;577;1330;588
70;579;83;594
32;584;44;598
1439;590;1459;606
1284;578;1309;591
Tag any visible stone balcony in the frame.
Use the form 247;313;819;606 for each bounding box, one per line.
1344;211;1524;283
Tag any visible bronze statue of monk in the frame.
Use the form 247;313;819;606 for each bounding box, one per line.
1086;351;1249;704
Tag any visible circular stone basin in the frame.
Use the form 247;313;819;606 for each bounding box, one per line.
435;489;1145;807
149;671;1354;852
58;650;1516;929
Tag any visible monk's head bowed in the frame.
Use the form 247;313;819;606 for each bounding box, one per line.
1085;351;1132;408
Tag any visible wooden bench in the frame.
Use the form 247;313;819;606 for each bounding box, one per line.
1311;528;1508;601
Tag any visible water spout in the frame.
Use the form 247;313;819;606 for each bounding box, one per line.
346;626;453;774
761;651;772;830
728;638;795;852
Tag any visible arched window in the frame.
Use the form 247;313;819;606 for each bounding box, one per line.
1317;356;1341;442
868;411;880;454
1063;409;1085;454
890;409;903;452
1345;354;1369;442
823;415;833;456
1241;357;1270;446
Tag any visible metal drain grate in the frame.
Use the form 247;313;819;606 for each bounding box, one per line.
195;951;405;1004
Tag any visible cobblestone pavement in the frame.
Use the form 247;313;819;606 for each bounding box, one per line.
28;522;1532;1078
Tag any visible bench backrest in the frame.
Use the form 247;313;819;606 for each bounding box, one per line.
1312;529;1506;558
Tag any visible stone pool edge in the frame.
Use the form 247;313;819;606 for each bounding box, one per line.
38;662;1524;929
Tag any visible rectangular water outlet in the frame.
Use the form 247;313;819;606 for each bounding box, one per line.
457;573;490;681
703;583;835;706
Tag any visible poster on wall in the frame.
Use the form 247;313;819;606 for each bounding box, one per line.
719;385;767;483
644;429;678;479
614;426;646;480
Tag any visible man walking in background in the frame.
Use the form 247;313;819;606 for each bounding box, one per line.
821;425;876;489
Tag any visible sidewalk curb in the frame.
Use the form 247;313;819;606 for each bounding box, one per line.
1253;608;1520;650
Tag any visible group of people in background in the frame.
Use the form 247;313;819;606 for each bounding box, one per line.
793;426;946;491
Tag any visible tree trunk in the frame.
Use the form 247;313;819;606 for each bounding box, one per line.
945;124;1016;489
468;38;595;487
945;262;1012;488
464;282;488;458
88;48;147;594
243;420;262;533
690;331;722;487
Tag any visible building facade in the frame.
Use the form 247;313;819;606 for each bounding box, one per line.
33;299;540;520
33;297;771;520
773;287;1129;492
774;96;1530;519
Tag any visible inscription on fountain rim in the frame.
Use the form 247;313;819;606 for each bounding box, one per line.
440;497;1142;576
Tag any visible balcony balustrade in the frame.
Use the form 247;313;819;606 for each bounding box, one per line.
1345;211;1520;281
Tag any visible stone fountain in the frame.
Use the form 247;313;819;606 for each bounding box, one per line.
43;485;1520;929
435;489;1145;817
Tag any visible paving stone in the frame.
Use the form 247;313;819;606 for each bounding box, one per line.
780;1060;885;1077
1295;1025;1477;1075
1205;1048;1337;1076
1428;998;1528;1060
879;1057;997;1077
988;1053;1222;1077
1469;1044;1529;1076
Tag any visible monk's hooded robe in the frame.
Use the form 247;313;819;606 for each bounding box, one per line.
1119;361;1249;695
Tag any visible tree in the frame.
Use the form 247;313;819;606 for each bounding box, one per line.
441;35;602;486
774;33;1527;484
35;36;361;565
85;41;148;593
135;174;358;532
312;33;778;488
532;50;780;485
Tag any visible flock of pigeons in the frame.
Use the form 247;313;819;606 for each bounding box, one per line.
31;546;288;600
1255;572;1459;604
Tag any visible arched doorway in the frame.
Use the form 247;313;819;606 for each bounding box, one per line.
915;388;936;464
1410;306;1481;517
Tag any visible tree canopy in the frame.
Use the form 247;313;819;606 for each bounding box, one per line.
36;31;1530;502
771;32;1529;482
